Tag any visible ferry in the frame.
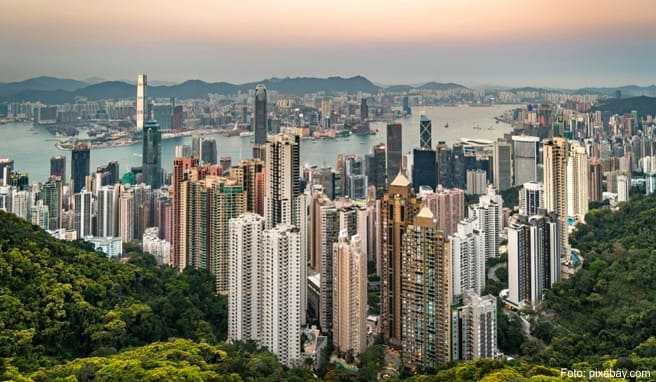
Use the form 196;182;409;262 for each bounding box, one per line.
239;131;254;137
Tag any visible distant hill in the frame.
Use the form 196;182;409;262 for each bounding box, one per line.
0;76;88;97
417;81;468;91
591;95;656;116
581;85;656;97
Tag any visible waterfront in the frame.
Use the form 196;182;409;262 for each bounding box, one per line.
0;105;517;183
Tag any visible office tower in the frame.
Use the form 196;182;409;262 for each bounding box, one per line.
31;200;49;230
228;213;265;343
96;185;117;237
508;213;561;307
401;207;451;370
191;135;201;158
74;191;93;239
254;85;267;146
172;105;184;130
40;178;62;230
132;184;153;241
6;172;29;191
567;143;589;223
386;123;403;181
220;157;232;173
0;157;13;186
436;142;453;188
451;292;497;361
543;138;569;255
332;232;367;356
519;182;544;216
402;96;411;115
360;98;368;122
71;144;91;193
469;187;503;259
451;217;485;300
344;155;367;200
95;161;120;189
451;143;467;189
366;143;387;198
50;155;66;180
119;190;134;243
381;173;421;345
200;138;218;164
617;174;630;202
466;169;487;195
136;74;147;131
152;103;173;130
261;224;303;367
171;157;199;269
419;114;432;149
493;140;512;191
142;120;162;189
512;136;539;186
412;148;437;192
419;186;464;236
264;133;300;229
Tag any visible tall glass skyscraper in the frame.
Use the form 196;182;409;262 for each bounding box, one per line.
71;143;90;193
254;84;267;145
142;120;162;189
136;74;147;131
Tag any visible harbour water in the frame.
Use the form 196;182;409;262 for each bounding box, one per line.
0;105;517;183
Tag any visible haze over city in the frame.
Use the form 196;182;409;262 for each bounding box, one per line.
2;0;655;87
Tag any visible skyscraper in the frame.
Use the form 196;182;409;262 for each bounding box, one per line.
136;74;147;131
232;159;264;215
254;84;267;146
96;185;117;238
401;206;451;370
450;216;485;300
493;140;512;191
261;224;303;367
74;190;93;238
40;177;62;230
451;292;497;361
366;143;387;198
419;185;465;236
543;137;569;255
142;120;162;189
469;187;503;259
332;232;367;356
119;190;135;243
228;213;265;344
419;114;432;150
360;98;368;123
381;173;421;346
588;159;603;202
264;133;300;229
386;123;403;181
200;138;218;164
172;157;199;269
412;148;437;192
50;155;66;180
71;143;90;193
519;182;544;216
507;213;561;307
512;136;539;186
566;143;589;223
0;157;13;186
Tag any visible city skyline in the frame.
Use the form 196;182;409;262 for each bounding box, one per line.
1;0;655;87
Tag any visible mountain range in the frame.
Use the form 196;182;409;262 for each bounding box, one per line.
2;75;656;104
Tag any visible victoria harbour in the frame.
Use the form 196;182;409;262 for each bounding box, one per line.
0;104;515;182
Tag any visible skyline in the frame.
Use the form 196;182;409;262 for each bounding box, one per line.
2;0;655;88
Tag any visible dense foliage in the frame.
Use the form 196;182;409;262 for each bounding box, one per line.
0;210;227;371
536;195;656;368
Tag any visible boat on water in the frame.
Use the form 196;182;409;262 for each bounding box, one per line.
444;123;449;129
239;131;254;137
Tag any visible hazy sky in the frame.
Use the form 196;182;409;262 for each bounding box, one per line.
1;0;655;87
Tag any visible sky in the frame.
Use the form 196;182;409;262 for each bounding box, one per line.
1;0;655;88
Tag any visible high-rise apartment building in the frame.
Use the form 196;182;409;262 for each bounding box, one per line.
332;232;367;356
119;190;135;243
507;213;561;307
451;292;497;361
74;191;93;239
261;224;303;367
419;185;464;236
543;137;569;255
519;182;544;216
381;173;421;346
264;133;300;229
40;177;62;230
172;157;199;269
451;217;485;300
200;138;218;165
567;143;589;223
96;185;117;237
401;207;451;370
588;159;603;202
469;187;503;259
228;213;265;343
